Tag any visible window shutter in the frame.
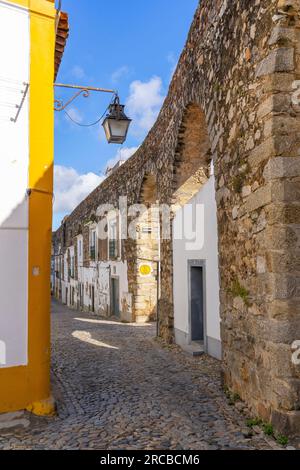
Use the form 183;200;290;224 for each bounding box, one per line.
74;243;78;280
98;217;108;261
82;226;89;267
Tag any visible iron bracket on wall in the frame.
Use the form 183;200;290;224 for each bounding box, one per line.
54;83;116;111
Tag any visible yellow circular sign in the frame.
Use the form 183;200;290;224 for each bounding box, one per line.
139;264;152;276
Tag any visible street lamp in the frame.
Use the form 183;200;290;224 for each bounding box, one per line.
54;84;131;144
102;95;132;144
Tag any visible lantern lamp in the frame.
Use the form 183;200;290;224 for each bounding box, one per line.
102;95;131;144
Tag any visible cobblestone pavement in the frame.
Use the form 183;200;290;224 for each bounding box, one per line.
0;300;277;450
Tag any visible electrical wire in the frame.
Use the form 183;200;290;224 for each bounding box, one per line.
64;107;107;127
63;95;115;127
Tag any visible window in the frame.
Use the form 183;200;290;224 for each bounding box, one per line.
90;230;96;261
69;255;75;278
64;255;67;280
109;239;118;259
71;256;75;278
109;219;118;259
78;239;82;257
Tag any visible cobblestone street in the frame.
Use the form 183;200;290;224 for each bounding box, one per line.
0;300;276;450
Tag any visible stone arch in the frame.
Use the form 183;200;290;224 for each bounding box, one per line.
158;100;217;343
171;103;211;208
138;173;158;206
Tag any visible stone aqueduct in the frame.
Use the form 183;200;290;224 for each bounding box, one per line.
54;0;300;434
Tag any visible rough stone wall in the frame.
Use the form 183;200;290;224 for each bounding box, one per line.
53;0;300;434
134;210;159;322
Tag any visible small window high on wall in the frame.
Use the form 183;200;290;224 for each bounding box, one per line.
108;218;118;260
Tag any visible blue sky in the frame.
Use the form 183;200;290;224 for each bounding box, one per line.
53;0;199;229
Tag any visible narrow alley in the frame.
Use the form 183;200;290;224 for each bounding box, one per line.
0;300;274;450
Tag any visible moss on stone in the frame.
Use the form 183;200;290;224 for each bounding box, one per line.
229;279;250;306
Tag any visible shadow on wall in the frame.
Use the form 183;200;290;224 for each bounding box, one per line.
0;164;54;411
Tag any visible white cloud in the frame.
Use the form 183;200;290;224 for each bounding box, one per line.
126;76;165;135
111;65;130;83
71;65;86;80
54;165;103;214
105;146;138;172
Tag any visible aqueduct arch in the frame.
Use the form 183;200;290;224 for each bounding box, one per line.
54;0;300;434
138;174;157;205
158;101;214;341
171;103;211;208
159;101;216;341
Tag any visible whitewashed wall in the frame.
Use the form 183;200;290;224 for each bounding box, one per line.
98;264;110;315
172;175;221;359
58;236;132;320
0;1;30;368
108;261;131;320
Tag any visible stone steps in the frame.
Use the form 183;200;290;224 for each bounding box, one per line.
181;341;205;357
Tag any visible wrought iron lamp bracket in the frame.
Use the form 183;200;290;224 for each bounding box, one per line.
54;88;90;111
54;83;117;112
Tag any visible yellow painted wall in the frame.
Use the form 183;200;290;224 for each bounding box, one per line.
0;0;56;414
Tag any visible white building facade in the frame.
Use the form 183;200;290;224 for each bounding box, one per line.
0;0;30;368
53;214;134;322
172;173;221;359
0;0;67;414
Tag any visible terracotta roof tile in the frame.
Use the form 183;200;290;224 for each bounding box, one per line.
55;11;69;80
